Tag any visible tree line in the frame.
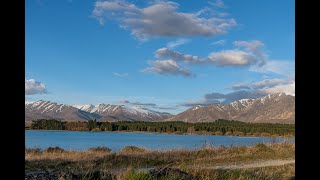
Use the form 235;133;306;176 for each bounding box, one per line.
30;119;295;137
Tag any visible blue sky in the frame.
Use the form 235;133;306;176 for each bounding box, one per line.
26;0;295;114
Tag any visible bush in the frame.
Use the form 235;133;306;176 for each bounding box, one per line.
253;132;261;137
45;146;65;153
25;148;42;154
88;146;112;153
91;128;102;132
255;143;268;151
120;146;146;153
261;132;271;137
214;131;223;135
233;131;245;136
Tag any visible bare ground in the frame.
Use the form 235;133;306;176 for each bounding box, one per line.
195;159;295;170
137;159;295;173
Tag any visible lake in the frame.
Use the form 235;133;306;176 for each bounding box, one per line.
25;130;294;151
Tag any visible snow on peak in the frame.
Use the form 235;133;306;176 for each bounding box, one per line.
72;104;96;112
192;106;201;111
25;101;34;105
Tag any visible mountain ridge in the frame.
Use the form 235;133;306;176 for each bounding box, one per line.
165;92;295;124
25;100;172;122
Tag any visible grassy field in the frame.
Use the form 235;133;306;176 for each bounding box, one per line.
25;142;295;179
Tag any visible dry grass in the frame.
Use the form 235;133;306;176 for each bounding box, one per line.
25;142;295;179
119;146;147;154
25;148;110;161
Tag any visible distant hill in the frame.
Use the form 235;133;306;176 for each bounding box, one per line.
165;93;295;124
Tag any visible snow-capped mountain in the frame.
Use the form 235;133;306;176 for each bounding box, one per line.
72;104;172;122
25;100;173;122
166;93;295;124
25;100;102;121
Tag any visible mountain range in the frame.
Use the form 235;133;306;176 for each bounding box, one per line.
25;101;172;122
166;93;295;124
25;93;295;124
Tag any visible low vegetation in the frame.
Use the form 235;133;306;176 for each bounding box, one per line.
29;119;295;137
25;142;295;179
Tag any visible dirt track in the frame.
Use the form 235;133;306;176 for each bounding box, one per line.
193;159;295;170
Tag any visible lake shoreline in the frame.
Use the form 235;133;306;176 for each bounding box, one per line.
25;129;295;138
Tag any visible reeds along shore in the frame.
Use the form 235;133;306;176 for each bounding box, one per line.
25;142;295;180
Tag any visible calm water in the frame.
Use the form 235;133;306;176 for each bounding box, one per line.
25;130;294;151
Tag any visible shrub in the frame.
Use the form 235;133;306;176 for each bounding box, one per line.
91;128;102;132
25;148;42;154
253;132;261;137
261;132;271;137
88;146;112;153
255;143;268;151
233;131;245;136
45;146;65;153
120;146;146;153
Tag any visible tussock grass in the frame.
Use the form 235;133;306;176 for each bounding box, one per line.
25;142;295;179
119;146;147;154
88;146;112;153
45;146;64;153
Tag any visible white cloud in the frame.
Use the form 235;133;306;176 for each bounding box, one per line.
92;0;236;40
229;78;295;96
208;50;257;66
249;60;295;77
230;78;294;90
210;39;226;46
182;77;295;106
25;79;47;95
261;82;295;96
166;38;190;49
156;48;205;64
209;0;226;8
234;40;266;66
143;60;192;77
155;48;256;66
113;72;128;77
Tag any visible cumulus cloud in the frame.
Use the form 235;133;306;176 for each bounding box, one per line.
261;82;295;96
92;0;236;40
208;50;257;66
143;60;192;77
166;38;190;49
148;39;283;76
155;48;257;66
234;40;266;66
156;48;205;64
229;78;294;90
25;79;47;95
